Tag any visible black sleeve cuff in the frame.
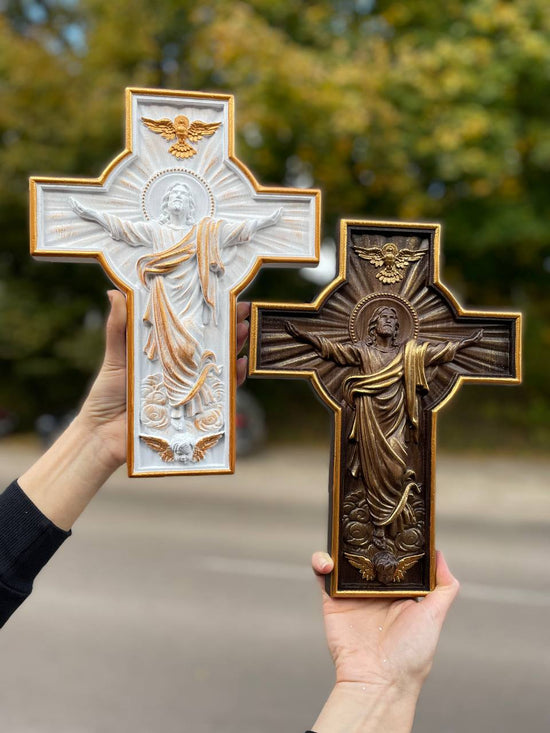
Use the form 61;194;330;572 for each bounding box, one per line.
0;480;71;626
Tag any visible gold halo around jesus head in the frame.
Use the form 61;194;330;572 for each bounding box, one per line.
141;168;215;222
349;293;419;344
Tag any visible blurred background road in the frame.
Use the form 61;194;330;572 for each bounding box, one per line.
1;439;549;733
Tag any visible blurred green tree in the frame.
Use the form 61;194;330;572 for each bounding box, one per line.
0;0;548;446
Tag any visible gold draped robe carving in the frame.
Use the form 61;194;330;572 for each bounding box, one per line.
136;217;224;414
312;335;459;527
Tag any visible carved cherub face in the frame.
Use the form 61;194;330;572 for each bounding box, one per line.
171;436;194;463
373;551;399;585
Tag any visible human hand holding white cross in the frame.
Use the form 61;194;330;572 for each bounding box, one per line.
18;291;252;529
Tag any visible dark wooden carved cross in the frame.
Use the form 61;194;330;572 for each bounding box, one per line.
250;219;521;598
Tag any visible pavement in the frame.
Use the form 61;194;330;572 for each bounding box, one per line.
0;438;549;732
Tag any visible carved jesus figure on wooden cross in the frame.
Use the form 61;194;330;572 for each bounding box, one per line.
286;310;482;549
250;220;521;597
30;88;320;476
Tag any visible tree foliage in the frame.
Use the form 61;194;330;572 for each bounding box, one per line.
0;0;548;445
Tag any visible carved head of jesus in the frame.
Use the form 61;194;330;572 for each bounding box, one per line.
367;306;399;346
159;182;196;225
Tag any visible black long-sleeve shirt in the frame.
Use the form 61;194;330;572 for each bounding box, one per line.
0;480;71;627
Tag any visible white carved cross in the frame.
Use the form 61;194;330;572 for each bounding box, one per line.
31;88;320;476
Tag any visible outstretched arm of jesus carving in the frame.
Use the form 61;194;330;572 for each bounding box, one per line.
221;207;283;247
309;551;459;733
285;322;361;366
458;328;483;350
69;197;152;247
69;197;107;227
256;206;283;230
425;329;484;367
285;321;312;343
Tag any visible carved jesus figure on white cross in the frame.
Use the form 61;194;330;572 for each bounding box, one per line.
70;183;282;425
31;88;320;475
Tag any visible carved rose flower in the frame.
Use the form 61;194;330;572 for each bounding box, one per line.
343;521;370;546
141;403;170;430
395;527;424;553
141;375;169;429
195;407;224;432
346;488;365;504
349;506;370;523
142;374;165;400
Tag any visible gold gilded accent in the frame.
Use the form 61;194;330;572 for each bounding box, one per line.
393;553;424;583
192;432;224;462
344;553;375;581
353;241;426;284
140;434;176;462
141;115;221;159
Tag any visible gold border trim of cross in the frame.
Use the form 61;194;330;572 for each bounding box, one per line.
249;218;522;598
29;87;322;477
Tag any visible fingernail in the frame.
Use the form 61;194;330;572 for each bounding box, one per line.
319;558;331;571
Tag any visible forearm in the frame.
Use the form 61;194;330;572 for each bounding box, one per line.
425;341;459;367
311;681;419;733
17;413;120;531
0;480;71;626
222;219;258;246
312;335;360;366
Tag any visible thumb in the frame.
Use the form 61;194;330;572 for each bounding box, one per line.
422;551;460;625
104;290;127;369
312;551;334;595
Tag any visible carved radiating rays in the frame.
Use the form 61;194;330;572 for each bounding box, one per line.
257;226;515;413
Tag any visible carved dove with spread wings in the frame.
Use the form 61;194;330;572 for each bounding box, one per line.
141;114;221;159
140;433;223;463
353;241;426;284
